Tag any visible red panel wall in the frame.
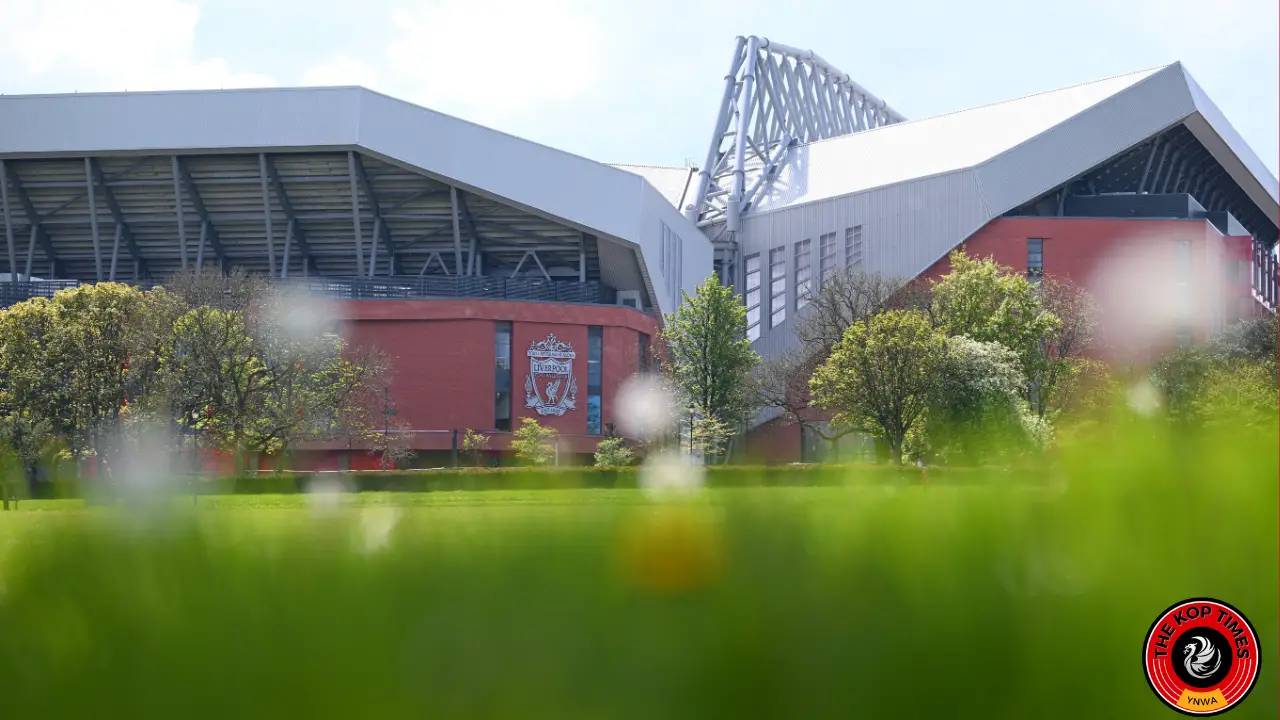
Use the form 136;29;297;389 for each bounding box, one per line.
920;216;1257;361
331;299;658;454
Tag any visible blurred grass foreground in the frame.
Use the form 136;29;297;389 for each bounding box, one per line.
0;413;1275;718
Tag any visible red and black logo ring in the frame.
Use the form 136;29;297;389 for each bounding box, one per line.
1143;598;1260;715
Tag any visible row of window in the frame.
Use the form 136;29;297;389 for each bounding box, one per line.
494;323;646;434
744;225;864;341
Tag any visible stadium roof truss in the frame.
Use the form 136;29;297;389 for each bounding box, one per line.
686;36;905;234
0;87;710;315
0;151;603;284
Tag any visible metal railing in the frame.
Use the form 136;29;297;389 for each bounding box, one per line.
0;276;619;308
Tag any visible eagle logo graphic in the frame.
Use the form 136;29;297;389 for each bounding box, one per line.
1182;635;1222;680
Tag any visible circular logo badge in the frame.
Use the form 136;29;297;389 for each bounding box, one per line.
1144;598;1261;715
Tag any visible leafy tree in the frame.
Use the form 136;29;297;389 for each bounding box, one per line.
461;429;491;467
1193;360;1279;429
916;337;1048;464
162;306;267;471
757;270;912;455
593;437;633;467
809;310;946;464
663;276;760;431
931;251;1061;387
794;268;906;356
0;414;54;499
0;284;164;472
1034;277;1099;417
1150;315;1279;429
1210;313;1279;362
511;417;557;466
689;414;733;462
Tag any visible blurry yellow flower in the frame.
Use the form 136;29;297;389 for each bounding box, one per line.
617;505;723;594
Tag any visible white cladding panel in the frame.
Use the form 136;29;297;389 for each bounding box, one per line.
0;87;362;154
975;64;1196;217
610;164;696;213
750;67;1160;214
357;90;646;247
735;169;986;359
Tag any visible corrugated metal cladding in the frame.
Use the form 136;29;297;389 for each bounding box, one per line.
975;64;1196;217
735;169;986;357
596;238;650;310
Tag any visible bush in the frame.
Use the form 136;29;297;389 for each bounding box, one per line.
186;462;1034;497
593;437;633;467
511;418;557;466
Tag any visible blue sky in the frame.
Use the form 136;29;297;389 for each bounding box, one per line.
1;0;1276;174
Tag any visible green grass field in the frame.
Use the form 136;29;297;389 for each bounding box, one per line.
0;419;1275;718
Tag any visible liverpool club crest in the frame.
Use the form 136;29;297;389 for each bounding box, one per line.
525;334;578;416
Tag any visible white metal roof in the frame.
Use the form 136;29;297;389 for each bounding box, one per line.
609;164;697;213
0;86;712;314
749;63;1278;229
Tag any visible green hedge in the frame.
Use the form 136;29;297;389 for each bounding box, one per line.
168;462;1042;496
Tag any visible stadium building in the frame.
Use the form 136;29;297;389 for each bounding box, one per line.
0;36;1274;466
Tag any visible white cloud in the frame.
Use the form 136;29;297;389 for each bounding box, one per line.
301;0;604;124
0;0;273;93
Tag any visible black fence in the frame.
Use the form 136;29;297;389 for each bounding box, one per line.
0;276;619;308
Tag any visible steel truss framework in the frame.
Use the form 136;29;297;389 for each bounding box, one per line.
0;151;602;286
686;36;905;235
1007;124;1279;247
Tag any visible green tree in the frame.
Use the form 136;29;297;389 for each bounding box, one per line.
663;276;760;432
511;417;557;466
461;429;491;467
809;310;946;464
162;306;267;471
0;284;166;472
593;436;633;467
931;251;1061;387
689;414;733;462
1193;360;1279;429
1034;277;1098;417
916;336;1048;464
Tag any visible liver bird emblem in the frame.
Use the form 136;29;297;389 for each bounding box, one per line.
1182;636;1221;679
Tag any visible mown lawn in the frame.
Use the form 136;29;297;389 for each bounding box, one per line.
0;421;1274;718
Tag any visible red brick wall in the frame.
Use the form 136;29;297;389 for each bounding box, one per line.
921;216;1256;362
742;417;803;464
333;299;658;453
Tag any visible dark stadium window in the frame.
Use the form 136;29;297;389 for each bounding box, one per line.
638;333;650;373
1027;238;1043;283
588;326;602;435
769;247;787;328
494;322;512;431
744;254;762;341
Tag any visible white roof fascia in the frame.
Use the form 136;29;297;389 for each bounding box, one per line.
0;86;712;314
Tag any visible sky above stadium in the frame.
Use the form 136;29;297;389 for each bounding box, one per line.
1;0;1275;176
